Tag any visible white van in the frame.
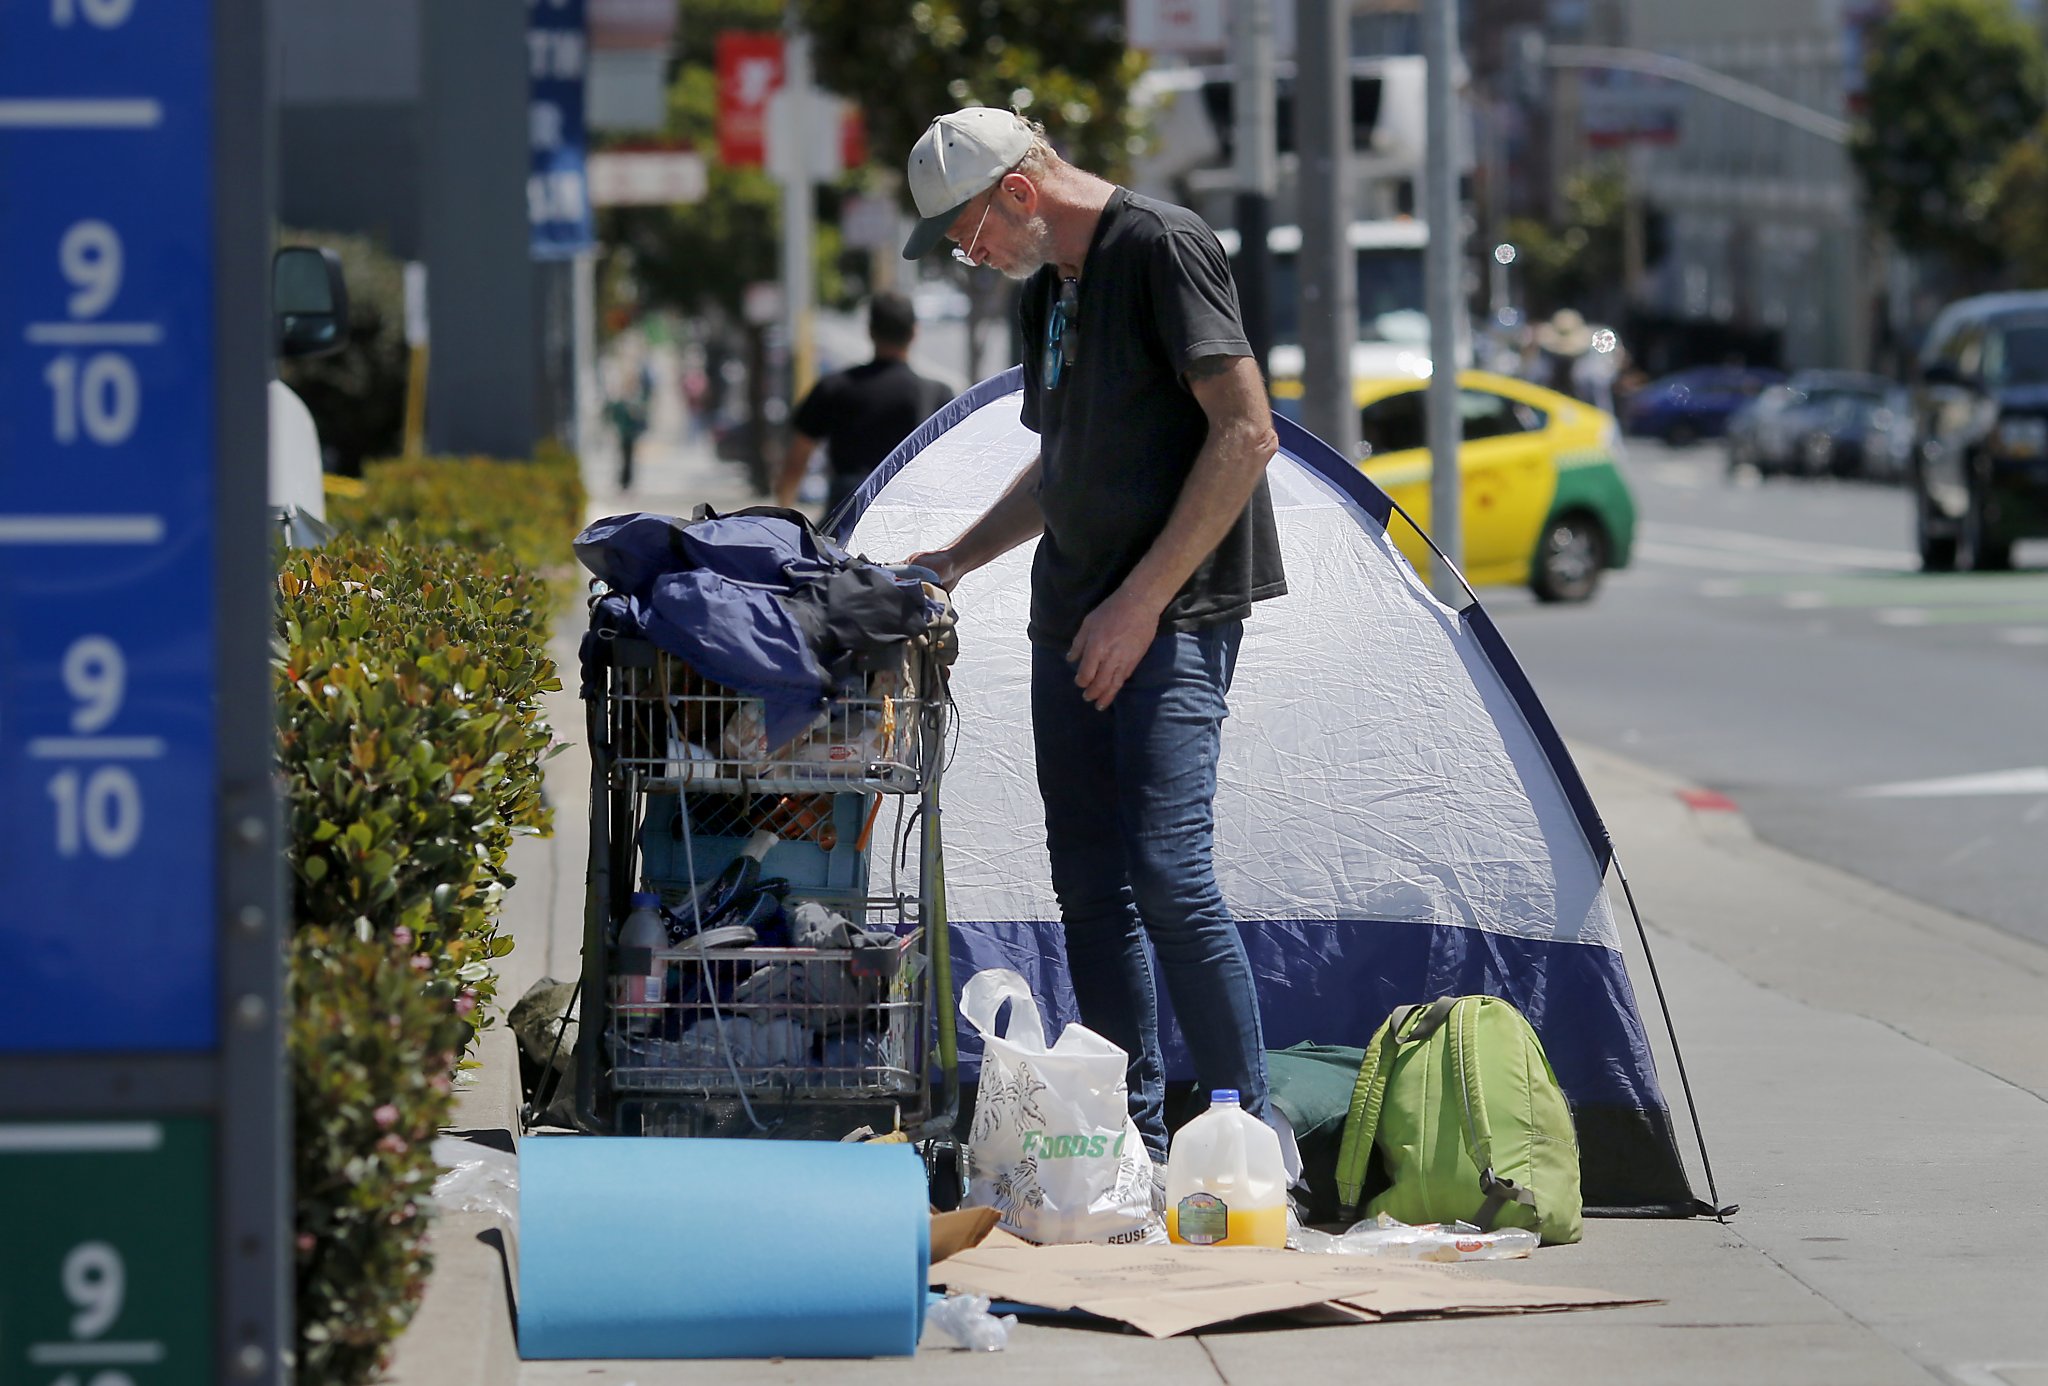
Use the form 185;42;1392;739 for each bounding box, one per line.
1216;219;1472;385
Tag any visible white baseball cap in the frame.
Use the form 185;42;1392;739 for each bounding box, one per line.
902;108;1036;260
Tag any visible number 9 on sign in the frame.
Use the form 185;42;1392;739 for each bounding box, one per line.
60;221;122;319
50;0;136;27
63;1241;124;1338
64;636;125;733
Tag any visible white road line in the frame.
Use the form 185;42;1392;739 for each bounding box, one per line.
1856;767;2048;798
1948;1364;2048;1386
1635;540;1796;573
1997;628;2048;645
0;1122;162;1153
27;736;167;759
25;321;164;346
0;99;162;128
0;515;164;544
1643;462;1711;488
1642;522;1914;570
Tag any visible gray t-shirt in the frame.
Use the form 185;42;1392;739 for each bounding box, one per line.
1019;188;1286;647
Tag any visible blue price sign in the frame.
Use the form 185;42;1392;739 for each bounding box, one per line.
0;0;218;1052
530;0;594;259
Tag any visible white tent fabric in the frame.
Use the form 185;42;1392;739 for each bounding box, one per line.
849;390;1615;951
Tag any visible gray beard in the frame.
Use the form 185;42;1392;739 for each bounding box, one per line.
1001;215;1057;281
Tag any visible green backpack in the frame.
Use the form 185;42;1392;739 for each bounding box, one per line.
1333;995;1583;1245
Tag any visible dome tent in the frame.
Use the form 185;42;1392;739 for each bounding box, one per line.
835;368;1707;1214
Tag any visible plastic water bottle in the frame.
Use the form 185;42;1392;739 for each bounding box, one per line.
1163;1090;1288;1248
613;891;668;1036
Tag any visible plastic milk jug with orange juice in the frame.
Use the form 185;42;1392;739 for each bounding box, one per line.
1164;1090;1288;1248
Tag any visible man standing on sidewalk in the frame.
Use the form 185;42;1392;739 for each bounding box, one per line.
900;107;1287;1166
773;291;954;517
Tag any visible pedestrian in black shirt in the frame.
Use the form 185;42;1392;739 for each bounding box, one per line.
901;107;1287;1171
774;291;955;516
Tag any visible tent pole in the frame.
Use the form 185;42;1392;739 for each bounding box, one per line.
1612;853;1735;1221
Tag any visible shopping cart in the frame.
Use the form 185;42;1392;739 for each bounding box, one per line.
566;617;959;1156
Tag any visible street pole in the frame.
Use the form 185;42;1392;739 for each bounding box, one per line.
1233;0;1278;381
779;12;816;408
1623;142;1648;305
1424;0;1465;602
1296;0;1357;458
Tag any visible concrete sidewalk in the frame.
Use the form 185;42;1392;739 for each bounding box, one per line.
390;422;2048;1386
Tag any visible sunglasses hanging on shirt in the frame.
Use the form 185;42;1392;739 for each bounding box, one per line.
1043;277;1079;390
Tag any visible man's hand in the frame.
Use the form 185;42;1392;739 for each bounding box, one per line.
1067;590;1165;710
906;549;964;591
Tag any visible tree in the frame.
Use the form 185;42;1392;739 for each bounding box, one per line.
798;0;1149;186
1502;164;1628;322
599;0;793;325
606;0;1146;325
1852;0;2047;277
1989;118;2048;287
797;0;1148;378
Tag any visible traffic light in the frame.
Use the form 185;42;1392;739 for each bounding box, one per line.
1199;72;1386;158
1506;25;1547;105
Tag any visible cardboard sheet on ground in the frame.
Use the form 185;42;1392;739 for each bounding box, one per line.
930;1233;1658;1338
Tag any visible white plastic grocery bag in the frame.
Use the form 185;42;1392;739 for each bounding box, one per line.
960;969;1160;1246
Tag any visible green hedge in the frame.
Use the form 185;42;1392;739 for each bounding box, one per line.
326;442;587;581
283;449;578;1383
290;925;464;1386
276;535;558;1024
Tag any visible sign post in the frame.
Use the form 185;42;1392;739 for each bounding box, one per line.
0;0;285;1378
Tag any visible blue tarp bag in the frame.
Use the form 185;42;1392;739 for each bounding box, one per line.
639;571;829;748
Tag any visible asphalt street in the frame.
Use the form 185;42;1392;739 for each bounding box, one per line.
1490;439;2048;949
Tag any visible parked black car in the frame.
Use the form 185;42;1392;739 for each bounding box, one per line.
1725;371;1911;480
1910;292;2048;570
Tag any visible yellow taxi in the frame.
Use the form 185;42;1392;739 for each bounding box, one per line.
1276;370;1636;602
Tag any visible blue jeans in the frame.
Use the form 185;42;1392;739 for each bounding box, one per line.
1032;621;1269;1164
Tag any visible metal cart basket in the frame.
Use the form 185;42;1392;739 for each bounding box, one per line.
571;620;958;1147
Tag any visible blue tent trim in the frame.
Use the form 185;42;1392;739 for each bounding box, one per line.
946;916;1658;1108
1269;410;1395;527
1464;604;1614;873
1269;396;1614;871
828;368;1026;544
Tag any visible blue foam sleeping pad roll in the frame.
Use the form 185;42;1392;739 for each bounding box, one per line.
518;1137;931;1360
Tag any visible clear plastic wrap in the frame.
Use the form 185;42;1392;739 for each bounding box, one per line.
425;1136;519;1223
1288;1213;1538;1261
923;1292;1018;1351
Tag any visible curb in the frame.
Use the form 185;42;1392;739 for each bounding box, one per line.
1570;739;2048;1101
385;1023;523;1386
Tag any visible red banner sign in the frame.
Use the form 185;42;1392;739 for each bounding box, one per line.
716;31;784;169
